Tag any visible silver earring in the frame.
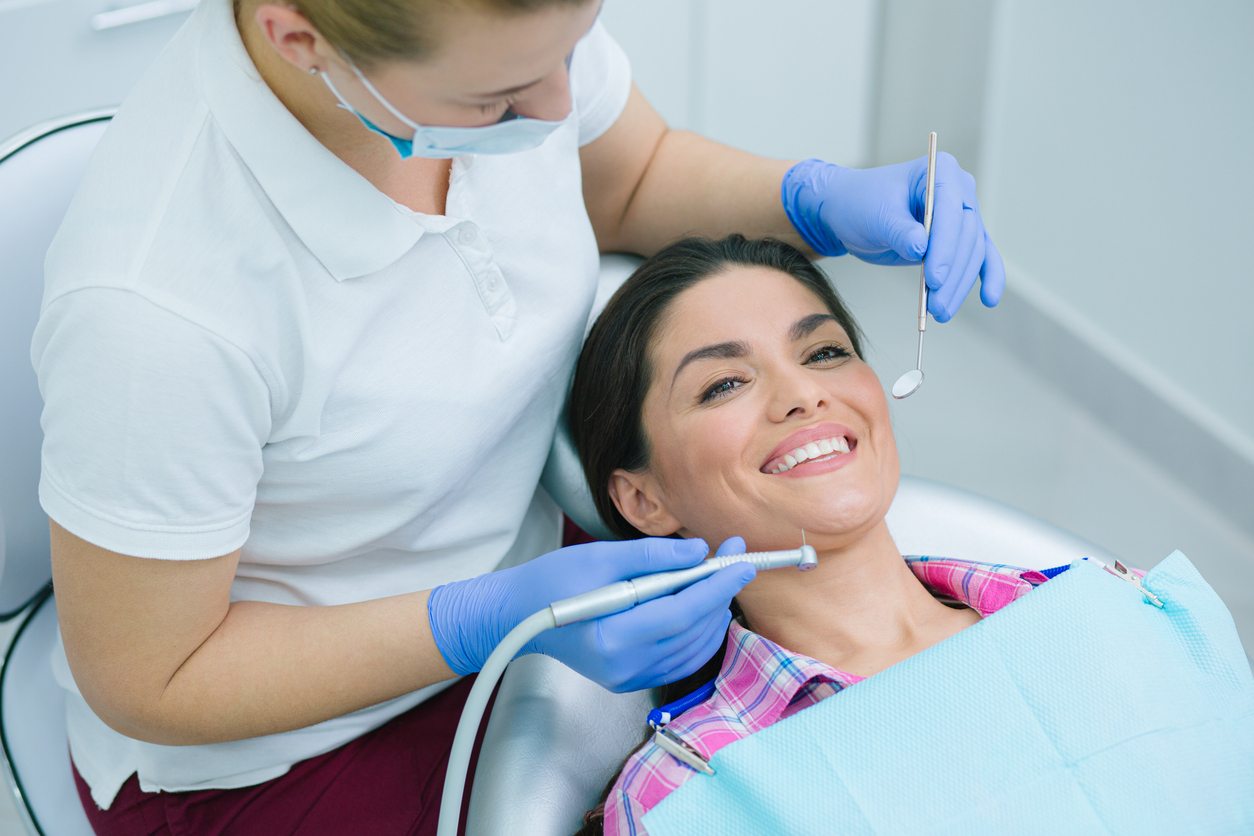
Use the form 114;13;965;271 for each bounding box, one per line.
308;67;319;75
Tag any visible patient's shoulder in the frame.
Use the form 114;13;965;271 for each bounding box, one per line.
603;694;739;834
605;622;837;830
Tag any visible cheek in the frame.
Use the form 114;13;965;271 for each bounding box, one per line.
649;401;760;524
849;365;899;501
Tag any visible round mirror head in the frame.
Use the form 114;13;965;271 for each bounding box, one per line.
891;368;924;399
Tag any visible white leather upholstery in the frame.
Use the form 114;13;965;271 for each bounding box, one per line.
0;112;112;614
884;475;1118;569
0;112;114;836
1;595;94;836
538;253;641;544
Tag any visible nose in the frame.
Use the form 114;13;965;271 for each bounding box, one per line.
509;62;572;122
766;364;830;424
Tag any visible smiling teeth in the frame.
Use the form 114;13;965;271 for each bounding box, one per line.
770;436;851;473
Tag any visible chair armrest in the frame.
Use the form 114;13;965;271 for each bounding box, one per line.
466;655;654;836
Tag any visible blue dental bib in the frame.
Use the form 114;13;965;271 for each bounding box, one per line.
643;552;1254;835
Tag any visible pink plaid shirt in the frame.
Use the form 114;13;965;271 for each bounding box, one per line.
602;557;1058;836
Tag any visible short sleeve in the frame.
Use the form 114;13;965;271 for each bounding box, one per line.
571;19;633;146
32;288;271;559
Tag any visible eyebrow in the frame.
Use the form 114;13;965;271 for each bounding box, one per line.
671;341;750;387
789;313;837;342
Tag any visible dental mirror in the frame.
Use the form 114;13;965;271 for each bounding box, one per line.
892;368;923;399
892;131;938;400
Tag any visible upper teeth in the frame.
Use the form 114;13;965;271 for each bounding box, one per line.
770;436;850;473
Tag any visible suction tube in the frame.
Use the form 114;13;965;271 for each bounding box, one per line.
435;545;817;836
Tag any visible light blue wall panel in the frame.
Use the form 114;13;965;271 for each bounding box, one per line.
700;0;874;165
599;0;697;130
978;0;1254;444
602;0;876;166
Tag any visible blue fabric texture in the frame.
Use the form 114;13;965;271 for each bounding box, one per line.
644;551;1254;835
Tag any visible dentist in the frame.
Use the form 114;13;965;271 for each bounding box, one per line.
35;0;1004;832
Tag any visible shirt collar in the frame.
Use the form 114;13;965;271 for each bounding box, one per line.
714;557;1050;731
195;0;422;281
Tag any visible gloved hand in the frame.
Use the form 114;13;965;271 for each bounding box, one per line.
428;536;753;693
781;155;1006;322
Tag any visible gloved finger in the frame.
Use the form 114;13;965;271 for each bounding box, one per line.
929;208;983;322
979;230;1006;307
927;204;978;319
594;596;729;691
637;595;732;667
595;536;710;583
617;608;733;692
919;153;967;290
880;202;928;263
854;249;916;268
714;536;746;558
602;563;754;647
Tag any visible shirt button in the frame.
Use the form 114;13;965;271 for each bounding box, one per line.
487;275;499;291
459;227;477;244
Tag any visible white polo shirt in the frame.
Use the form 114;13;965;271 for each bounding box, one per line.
33;0;630;808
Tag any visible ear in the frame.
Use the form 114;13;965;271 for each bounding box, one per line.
252;3;329;73
607;469;682;537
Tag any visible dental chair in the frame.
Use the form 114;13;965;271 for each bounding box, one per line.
463;256;1125;836
0;114;1121;836
0;110;114;836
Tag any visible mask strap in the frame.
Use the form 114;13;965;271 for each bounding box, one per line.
346;62;422;134
319;70;359;116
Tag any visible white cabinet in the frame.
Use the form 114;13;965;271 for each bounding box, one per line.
0;0;194;142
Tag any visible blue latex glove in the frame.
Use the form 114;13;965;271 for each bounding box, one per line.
428;536;753;693
781;155;1006;322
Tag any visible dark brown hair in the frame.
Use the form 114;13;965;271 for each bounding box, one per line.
569;235;864;541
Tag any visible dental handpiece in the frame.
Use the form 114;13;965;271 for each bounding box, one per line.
550;545;818;627
437;543;818;836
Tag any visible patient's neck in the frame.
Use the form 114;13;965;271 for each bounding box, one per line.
735;521;979;679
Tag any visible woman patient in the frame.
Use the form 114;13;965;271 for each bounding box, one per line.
569;236;1055;835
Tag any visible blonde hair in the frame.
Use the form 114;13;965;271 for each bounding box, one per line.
238;0;590;68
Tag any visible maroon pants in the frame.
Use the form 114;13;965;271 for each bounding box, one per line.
72;675;491;836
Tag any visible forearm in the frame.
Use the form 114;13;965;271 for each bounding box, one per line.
143;592;456;746
52;520;457;747
606;130;807;257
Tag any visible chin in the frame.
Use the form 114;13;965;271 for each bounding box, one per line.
796;482;894;541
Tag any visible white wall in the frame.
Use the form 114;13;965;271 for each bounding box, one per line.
978;0;1254;447
0;0;191;143
870;0;994;169
600;0;876;166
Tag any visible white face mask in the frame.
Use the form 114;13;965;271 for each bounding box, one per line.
319;61;570;159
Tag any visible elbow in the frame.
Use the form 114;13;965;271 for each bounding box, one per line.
75;678;220;747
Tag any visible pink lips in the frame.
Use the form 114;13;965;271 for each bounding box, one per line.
760;422;858;474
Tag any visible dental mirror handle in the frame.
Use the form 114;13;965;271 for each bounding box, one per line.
915;131;938;371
